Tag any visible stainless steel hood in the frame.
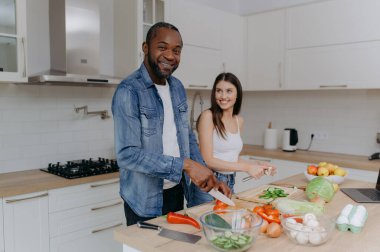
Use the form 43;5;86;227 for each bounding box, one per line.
28;0;122;86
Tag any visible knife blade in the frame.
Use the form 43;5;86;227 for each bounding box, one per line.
137;221;201;244
208;188;235;206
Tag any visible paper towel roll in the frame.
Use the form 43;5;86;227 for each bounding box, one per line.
264;129;278;150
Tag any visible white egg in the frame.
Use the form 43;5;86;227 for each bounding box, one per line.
309;232;322;245
341;204;354;217
290;230;298;239
336;215;349;225
296;232;309;245
301;226;313;232
305;219;320;228
303;213;317;223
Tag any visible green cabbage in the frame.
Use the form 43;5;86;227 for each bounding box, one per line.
275;198;325;216
306;177;335;202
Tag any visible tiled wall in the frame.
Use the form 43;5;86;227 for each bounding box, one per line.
188;89;380;157
0;83;116;173
0;84;379;174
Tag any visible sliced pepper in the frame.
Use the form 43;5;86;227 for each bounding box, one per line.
167;212;201;229
257;212;281;224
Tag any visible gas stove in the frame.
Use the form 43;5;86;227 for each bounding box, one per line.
41;158;119;179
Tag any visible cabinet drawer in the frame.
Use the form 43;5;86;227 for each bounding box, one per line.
49;198;124;237
50;220;123;252
49;178;120;213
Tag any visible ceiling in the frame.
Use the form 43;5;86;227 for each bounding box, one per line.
188;0;326;15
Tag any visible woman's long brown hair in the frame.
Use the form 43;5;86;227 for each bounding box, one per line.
209;72;243;139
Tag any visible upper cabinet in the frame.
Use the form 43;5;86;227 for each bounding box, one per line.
167;0;245;90
285;0;380;90
114;0;166;78
246;10;285;91
0;0;27;83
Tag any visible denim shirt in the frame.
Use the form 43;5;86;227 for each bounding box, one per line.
112;63;206;217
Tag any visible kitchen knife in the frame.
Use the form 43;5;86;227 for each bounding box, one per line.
208;188;235;206
137;221;201;244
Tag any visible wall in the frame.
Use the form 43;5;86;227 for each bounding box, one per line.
187;89;380;157
0;83;115;173
0;85;379;174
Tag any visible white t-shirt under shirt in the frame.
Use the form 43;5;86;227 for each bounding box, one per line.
155;82;180;189
213;116;243;175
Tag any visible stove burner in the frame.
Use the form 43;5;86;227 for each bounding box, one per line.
41;157;119;179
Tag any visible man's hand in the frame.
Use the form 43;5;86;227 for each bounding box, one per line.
183;159;231;197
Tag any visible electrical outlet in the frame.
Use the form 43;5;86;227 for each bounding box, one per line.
313;131;329;140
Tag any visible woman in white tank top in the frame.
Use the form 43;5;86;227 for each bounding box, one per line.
197;73;276;193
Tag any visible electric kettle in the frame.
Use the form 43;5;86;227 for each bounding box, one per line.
282;128;298;152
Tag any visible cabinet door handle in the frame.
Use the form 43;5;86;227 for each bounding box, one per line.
278;62;282;88
91;223;123;233
188;84;208;88
5;192;48;204
319;85;348;88
90;180;119;188
248;157;272;163
91;201;123;211
21;37;26;77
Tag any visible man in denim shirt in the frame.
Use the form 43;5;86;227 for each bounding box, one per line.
112;22;231;226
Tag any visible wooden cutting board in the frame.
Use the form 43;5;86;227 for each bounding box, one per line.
235;184;305;204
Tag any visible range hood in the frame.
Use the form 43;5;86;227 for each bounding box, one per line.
28;0;122;86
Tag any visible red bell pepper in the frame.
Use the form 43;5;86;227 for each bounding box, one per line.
167;212;201;229
257;211;281;224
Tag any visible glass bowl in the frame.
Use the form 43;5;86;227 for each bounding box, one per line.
199;209;262;252
281;214;335;246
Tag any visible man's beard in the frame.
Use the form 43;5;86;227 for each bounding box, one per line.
148;52;178;79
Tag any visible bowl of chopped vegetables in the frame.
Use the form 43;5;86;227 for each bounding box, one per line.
200;209;262;252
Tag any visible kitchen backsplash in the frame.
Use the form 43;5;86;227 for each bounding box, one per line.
0;84;379;173
187;89;380;158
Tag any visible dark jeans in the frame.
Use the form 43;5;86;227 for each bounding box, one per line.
124;183;184;226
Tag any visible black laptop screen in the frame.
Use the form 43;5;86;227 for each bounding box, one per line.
377;168;380;190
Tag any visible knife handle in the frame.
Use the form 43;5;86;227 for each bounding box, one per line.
137;221;162;231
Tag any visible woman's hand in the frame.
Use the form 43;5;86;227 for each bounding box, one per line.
239;160;276;180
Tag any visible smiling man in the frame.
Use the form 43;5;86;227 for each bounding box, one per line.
112;22;231;226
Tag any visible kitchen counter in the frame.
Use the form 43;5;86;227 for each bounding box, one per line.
114;174;380;252
0;146;378;198
241;145;380;172
0;169;119;197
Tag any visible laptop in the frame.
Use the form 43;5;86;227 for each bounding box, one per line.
341;168;380;203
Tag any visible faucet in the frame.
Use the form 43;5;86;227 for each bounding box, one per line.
74;105;110;120
190;91;204;131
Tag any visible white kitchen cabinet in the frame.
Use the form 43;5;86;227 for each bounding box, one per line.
0;0;27;83
287;0;380;49
114;0;167;78
221;12;246;88
0;199;4;252
49;178;123;252
168;0;224;89
3;191;49;252
50;222;122;252
246;10;285;91
286;41;380;90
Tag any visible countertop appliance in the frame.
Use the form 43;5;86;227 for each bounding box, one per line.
282;128;298;152
41;158;119;179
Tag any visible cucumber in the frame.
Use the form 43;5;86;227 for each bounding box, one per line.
205;213;232;229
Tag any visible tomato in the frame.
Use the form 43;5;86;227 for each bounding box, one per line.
213;204;228;211
263;204;274;211
265;208;280;218
253;206;265;214
215;200;228;207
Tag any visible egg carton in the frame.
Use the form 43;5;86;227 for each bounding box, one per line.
336;204;368;233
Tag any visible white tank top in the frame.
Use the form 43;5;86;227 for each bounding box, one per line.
213;116;243;175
